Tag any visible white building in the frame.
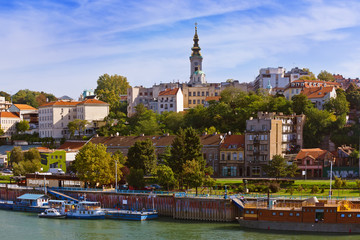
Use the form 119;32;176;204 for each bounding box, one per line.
39;99;109;139
0;112;20;136
158;88;184;114
254;67;310;91
0;97;11;112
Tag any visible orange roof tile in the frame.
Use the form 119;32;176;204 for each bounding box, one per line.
295;148;329;160
40;99;108;107
159;88;179;96
0;112;20;118
58;141;87;150
81;99;108;105
220;135;245;149
14;104;37;110
301;86;335;99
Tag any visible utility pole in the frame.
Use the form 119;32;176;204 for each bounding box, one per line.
115;160;118;192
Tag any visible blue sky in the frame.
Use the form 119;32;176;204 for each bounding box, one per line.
2;0;360;99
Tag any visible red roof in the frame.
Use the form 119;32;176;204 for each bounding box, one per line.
0;112;20;118
58;141;87;151
296;148;329;160
220;135;245;150
14;104;37;110
40;99;108;107
301;86;335;99
159;88;179;96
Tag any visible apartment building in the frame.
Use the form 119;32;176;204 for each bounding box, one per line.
39;99;109;139
244;112;305;177
0;97;11;112
0;112;20;136
158;88;183;114
219;135;245;177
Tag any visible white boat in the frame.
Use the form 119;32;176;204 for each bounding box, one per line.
64;201;105;219
38;208;66;219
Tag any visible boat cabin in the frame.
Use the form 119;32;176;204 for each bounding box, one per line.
16;194;49;207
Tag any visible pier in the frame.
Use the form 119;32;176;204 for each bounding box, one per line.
0;185;241;222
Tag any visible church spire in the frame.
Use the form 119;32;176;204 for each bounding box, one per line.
191;22;201;57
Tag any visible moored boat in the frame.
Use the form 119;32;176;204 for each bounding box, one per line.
64;201;105;219
38;208;66;219
104;209;158;221
237;196;360;233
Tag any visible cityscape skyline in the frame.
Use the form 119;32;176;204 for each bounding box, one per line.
2;0;360;99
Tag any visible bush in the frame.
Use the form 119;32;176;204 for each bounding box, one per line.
269;183;280;193
286;187;295;195
310;185;319;194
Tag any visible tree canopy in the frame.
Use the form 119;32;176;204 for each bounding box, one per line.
16;120;30;134
127;139;157;175
263;155;299;178
12;148;41;176
73;142;124;187
95;74;130;114
12;89;57;108
317;70;335;82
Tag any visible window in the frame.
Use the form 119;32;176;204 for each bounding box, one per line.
215;92;218;96
206;92;209;96
160;104;163;108
233;152;237;160
193;92;196;96
189;100;191;104
348;214;352;217
296;213;300;216
170;104;173;108
197;91;200;96
193;100;196;104
202;92;204;96
227;153;231;160
280;213;283;216
221;153;225;160
341;214;345;218
189;92;191;96
239;152;243;160
197;100;200;104
272;212;276;216
202;100;205;104
247;145;253;151
249;135;253;140
289;213;293;216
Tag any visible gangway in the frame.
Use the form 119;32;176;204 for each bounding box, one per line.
230;196;245;210
47;188;79;203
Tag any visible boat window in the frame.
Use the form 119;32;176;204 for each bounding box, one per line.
341;214;345;218
330;210;332;213
348;214;352;218
289;213;293;216
250;211;254;214
272;212;276;216
357;214;360;218
280;213;283;216
296;213;300;216
259;212;262;216
246;210;249;214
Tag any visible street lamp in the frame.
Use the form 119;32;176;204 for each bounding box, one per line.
329;158;335;200
115;159;118;192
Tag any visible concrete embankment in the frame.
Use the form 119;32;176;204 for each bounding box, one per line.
0;187;241;222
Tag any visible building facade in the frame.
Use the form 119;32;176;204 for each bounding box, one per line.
219;135;245;177
39;99;109;139
0;112;20;136
158;88;184;114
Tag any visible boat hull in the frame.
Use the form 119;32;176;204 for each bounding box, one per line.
13;205;48;213
105;210;158;221
238;218;360;233
38;214;66;219
66;214;105;220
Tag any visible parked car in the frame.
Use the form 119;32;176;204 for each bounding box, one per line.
48;168;65;175
150;184;161;190
2;169;12;174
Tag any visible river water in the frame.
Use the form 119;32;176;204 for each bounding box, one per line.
0;210;358;240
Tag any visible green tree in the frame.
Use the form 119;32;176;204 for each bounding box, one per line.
159;111;185;134
128;104;160;135
95;74;130;114
0;125;4;136
317;70;335;82
169;127;204;177
303;108;336;147
16;120;30;134
345;83;360;110
263;155;288;179
127;139;157;175
127;168;145;189
0;91;11;101
292;94;314;115
68;119;89;138
299;68;316;80
182;159;205;195
9;146;24;166
12;89;56;108
286;162;299;177
73;142;124;187
12;148;41;176
154;164;176;190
